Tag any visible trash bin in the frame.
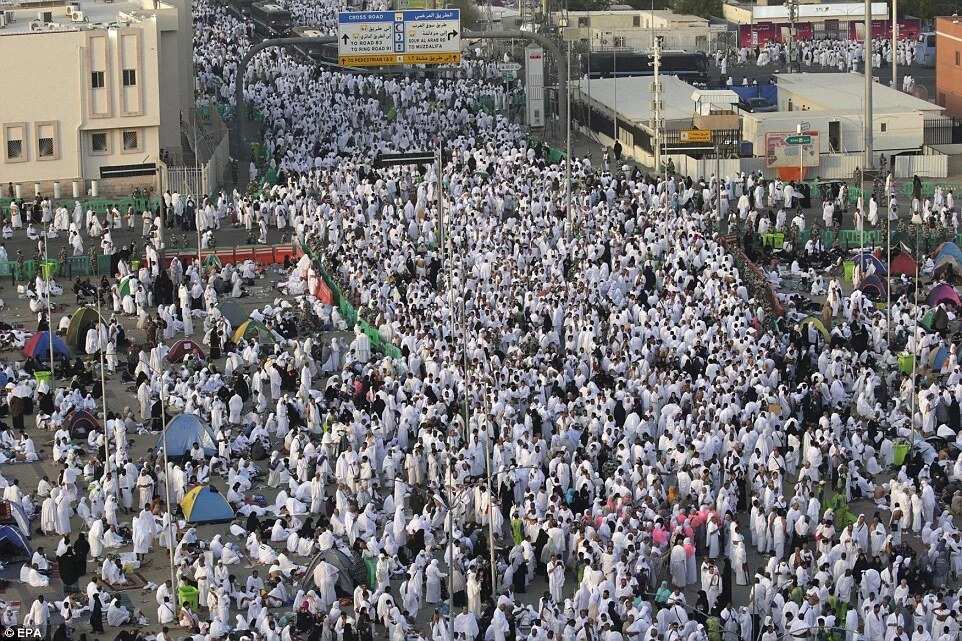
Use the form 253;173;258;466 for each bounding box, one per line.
893;440;911;466
177;584;199;609
34;371;52;386
843;260;855;283
898;353;915;374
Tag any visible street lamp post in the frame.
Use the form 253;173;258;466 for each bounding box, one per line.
566;39;572;238
158;383;179;593
44;225;55;378
891;0;898;90
95;289;112;476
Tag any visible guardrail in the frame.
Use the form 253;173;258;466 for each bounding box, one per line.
300;241;402;360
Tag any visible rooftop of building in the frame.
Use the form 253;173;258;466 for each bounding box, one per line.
574;75;714;126
0;0;172;35
724;1;887;20
553;8;706;22
775;73;943;114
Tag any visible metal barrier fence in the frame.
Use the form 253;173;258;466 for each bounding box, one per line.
300;241;402;360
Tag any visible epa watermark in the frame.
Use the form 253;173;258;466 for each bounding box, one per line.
1;628;43;639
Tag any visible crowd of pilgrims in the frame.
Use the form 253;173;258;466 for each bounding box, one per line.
718;36;920;80
4;2;962;641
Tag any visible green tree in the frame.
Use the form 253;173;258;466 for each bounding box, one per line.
447;0;480;28
567;0;609;11
897;0;962;19
621;0;671;10
671;0;722;18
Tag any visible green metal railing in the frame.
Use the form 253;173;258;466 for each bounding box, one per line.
302;243;402;360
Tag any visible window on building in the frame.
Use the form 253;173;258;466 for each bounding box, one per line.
122;130;139;151
577;17;589;27
940;92;947;106
37;123;56;159
956;50;960;65
880;122;887;133
122;69;137;87
91;132;108;153
91;71;105;88
614;36;625;47
632;15;640;27
38;137;54;157
5;125;24;161
6;139;22;160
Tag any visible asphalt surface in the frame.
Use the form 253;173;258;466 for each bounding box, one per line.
0;207;942;641
0;50;952;633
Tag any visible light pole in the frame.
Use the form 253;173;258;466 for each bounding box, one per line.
43;225;55;378
886;197;892;347
796;123;803;184
652;36;662;176
863;0;874;173
566;38;572;237
93;289;111;476
891;0;898;90
612;38;618;146
785;0;798;73
159;387;178;592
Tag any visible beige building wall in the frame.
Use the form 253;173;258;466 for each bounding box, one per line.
0;0;189;194
554;10;713;52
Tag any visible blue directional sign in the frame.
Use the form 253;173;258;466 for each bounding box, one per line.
337;9;461;67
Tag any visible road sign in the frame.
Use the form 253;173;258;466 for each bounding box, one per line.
337;9;461;67
765;131;819;168
680;129;712;143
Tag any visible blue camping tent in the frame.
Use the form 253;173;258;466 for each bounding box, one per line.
181;485;235;524
22;331;70;360
156;413;217;458
0;524;32;558
1;499;31;536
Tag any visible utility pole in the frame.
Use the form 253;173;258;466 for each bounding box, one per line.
891;0;898;90
565;38;572;237
649;0;654;51
652;36;662;176
44;224;54;378
786;0;798;73
715;139;721;234
863;0;874;173
612;39;618;145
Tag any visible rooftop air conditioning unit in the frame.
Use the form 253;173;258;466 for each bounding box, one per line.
71;10;84;21
5;10;15;22
29;19;44;30
0;13;6;27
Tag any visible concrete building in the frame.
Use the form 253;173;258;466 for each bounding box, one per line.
936;16;962;118
552;10;717;53
722;2;919;47
572;71;947;177
741;73;943;160
571;75;740;166
0;0;193;196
